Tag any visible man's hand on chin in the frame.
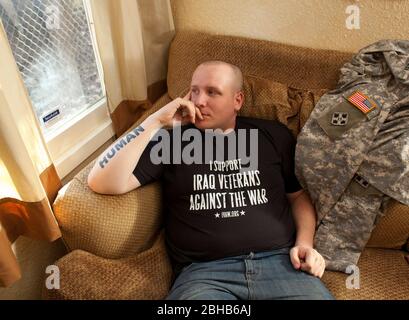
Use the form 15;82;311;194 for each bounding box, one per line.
289;245;326;278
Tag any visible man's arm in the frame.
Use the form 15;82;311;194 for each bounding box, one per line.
87;116;161;195
87;92;202;195
287;189;326;278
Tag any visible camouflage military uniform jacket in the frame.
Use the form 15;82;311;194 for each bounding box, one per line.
295;40;409;272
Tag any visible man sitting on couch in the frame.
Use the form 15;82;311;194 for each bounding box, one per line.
87;61;334;300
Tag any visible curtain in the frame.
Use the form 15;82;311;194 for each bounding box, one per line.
0;22;62;287
90;0;175;136
0;0;175;287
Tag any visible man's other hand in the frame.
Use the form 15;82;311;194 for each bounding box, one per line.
290;245;326;278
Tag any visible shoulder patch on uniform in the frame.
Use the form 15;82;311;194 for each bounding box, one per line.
347;91;377;114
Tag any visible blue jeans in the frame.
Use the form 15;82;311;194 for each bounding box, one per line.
166;248;334;300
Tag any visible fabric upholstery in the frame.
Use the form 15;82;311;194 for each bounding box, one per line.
167;31;353;98
239;76;327;136
366;199;409;249
43;231;173;300
322;248;409;300
54;165;162;259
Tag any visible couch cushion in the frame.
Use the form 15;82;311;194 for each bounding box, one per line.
167;31;352;101
367;200;409;249
239;76;327;135
322;248;409;299
43;231;173;300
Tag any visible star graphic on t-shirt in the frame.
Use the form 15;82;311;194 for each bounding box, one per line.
240;210;245;216
215;213;220;218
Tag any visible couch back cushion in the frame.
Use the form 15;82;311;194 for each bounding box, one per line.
167;31;352;134
168;31;352;93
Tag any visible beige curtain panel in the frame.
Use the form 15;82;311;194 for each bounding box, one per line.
90;0;175;136
0;22;62;287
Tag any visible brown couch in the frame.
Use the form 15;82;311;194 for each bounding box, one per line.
44;31;409;300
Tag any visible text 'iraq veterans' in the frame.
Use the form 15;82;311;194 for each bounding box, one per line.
189;159;268;212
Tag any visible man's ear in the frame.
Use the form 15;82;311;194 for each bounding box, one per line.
234;91;245;112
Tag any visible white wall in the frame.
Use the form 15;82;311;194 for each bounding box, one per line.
171;0;409;52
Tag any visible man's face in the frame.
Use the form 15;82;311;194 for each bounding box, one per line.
190;64;243;131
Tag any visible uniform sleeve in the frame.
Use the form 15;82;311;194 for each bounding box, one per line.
132;138;165;186
274;123;303;193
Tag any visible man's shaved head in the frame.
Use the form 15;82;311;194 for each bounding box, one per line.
189;60;245;131
195;60;243;92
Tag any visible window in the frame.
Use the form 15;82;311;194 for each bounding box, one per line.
0;0;114;179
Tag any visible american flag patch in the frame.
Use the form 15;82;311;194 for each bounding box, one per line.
347;91;377;114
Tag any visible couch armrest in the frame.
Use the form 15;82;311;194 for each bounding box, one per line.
43;231;173;300
53;161;162;259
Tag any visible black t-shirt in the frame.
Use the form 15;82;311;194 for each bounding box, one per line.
133;117;302;265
